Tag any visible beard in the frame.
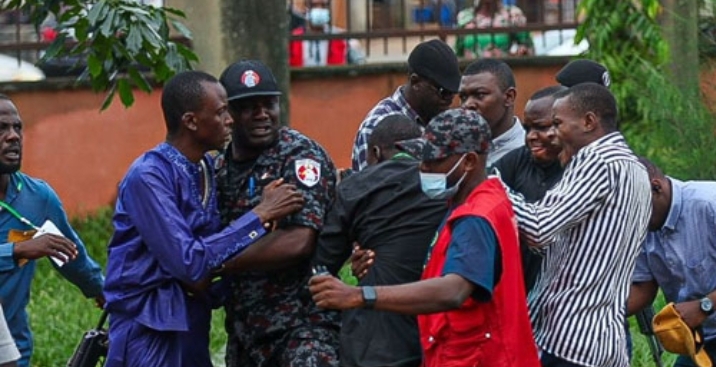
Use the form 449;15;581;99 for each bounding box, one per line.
0;160;20;175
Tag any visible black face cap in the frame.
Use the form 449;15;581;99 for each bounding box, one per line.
220;60;282;101
556;59;611;88
408;39;462;93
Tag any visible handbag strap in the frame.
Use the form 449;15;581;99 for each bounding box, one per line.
0;200;39;230
96;309;109;330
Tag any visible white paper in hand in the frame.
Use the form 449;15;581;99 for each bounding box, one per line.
32;220;69;267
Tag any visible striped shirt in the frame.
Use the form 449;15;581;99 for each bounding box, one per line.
351;86;421;171
508;132;651;367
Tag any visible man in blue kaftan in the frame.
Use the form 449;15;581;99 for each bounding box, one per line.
103;71;304;367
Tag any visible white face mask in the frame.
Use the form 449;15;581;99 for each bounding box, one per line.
307;8;330;26
419;154;467;200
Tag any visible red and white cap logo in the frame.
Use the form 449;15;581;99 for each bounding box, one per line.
241;70;260;88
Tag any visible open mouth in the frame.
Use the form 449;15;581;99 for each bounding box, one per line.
2;147;20;161
250;125;273;137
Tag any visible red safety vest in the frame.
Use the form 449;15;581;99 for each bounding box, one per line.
418;178;540;367
290;27;347;66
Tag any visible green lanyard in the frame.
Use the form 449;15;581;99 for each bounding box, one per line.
391;152;414;160
0;200;40;230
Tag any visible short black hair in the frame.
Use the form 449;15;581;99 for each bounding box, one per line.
368;114;421;149
553;82;618;132
638;156;665;179
161;71;218;135
529;85;567;102
463;59;516;91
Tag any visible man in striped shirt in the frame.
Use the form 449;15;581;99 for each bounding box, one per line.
506;83;652;367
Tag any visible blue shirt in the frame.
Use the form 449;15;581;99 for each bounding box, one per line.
632;178;716;341
442;216;500;301
0;172;104;367
103;143;266;332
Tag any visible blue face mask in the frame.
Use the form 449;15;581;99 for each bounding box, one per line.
307;8;330;26
420;155;467;200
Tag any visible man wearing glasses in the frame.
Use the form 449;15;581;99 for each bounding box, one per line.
351;39;461;172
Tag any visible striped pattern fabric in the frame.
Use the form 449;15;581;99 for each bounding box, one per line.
351;87;421;172
509;132;652;367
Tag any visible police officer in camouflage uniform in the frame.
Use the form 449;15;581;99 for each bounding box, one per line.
216;60;340;367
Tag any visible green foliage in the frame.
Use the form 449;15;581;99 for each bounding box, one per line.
577;0;716;179
2;0;198;110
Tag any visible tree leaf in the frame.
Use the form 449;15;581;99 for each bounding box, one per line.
87;1;108;26
100;83;117;111
100;8;116;37
128;67;152;93
87;53;103;78
117;78;135;108
170;19;192;39
125;26;142;54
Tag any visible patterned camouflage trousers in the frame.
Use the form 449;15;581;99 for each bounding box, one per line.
226;325;340;367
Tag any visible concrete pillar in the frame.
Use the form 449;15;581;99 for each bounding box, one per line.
348;0;371;31
164;0;226;76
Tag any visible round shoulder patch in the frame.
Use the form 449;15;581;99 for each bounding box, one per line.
295;158;321;187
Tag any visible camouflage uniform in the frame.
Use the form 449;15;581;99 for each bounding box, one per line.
216;127;340;367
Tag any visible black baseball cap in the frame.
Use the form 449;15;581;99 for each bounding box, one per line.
408;39;461;93
219;60;282;101
556;59;611;88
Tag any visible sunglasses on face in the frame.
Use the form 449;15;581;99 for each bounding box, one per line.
424;79;455;100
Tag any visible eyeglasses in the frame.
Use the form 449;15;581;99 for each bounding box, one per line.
424;79;455;100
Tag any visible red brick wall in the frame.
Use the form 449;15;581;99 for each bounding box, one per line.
6;61;564;216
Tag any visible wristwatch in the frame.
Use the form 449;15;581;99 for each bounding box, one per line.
700;297;714;316
361;286;377;309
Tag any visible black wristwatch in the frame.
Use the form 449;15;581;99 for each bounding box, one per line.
361;286;377;309
700;297;714;316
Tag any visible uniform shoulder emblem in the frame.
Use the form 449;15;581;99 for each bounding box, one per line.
295;158;321;187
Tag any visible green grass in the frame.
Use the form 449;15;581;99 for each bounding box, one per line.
25;208;678;366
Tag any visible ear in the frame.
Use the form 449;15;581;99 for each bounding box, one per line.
462;152;480;172
583;111;598;132
504;87;516;107
409;73;421;88
650;178;663;194
183;112;197;131
370;146;382;162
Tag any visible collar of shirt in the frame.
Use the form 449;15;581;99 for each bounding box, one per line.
579;131;624;154
3;172;23;205
491;117;524;151
662;177;684;232
393;86;423;125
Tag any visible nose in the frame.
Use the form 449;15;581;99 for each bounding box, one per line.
5;128;20;141
545;126;556;139
224;111;234;127
462;96;478;111
526;128;539;141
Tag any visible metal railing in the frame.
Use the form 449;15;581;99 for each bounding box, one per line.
289;0;583;64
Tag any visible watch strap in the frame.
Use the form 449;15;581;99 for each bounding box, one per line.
361;286;377;309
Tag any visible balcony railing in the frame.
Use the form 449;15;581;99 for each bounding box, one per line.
289;0;584;65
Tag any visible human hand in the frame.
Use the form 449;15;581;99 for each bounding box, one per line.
252;179;305;223
350;244;374;279
94;294;106;309
309;274;363;310
675;300;709;329
13;234;77;262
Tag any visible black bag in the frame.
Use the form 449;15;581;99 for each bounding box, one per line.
66;310;109;367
